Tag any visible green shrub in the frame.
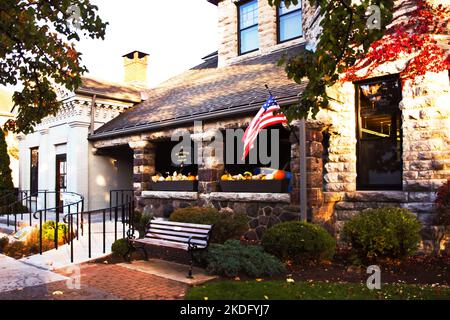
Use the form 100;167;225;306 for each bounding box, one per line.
203;240;285;277
169;207;249;244
111;238;130;257
0;236;9;252
40;221;70;243
342;207;421;261
262;221;336;263
132;210;153;239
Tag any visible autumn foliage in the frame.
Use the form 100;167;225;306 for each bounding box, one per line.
343;0;450;83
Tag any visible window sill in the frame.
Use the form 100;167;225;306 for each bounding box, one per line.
141;191;198;200
200;192;290;203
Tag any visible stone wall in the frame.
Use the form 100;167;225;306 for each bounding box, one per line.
123;114;327;241
136;190;297;241
312;70;450;252
217;0;312;67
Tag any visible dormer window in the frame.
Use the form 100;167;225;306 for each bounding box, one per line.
278;1;302;43
238;0;259;55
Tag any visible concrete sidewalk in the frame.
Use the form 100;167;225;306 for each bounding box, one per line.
0;254;68;293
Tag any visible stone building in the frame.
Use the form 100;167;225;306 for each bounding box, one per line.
18;1;450;247
88;0;449;248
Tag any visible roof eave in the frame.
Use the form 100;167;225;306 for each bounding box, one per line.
88;94;302;142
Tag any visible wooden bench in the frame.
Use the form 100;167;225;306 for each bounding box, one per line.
128;219;213;278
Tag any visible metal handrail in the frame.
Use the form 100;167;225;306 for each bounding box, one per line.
62;192;135;263
33;191;84;255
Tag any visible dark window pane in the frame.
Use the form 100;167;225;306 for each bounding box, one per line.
240;25;259;53
357;78;403;190
30;148;39;195
279;10;302;41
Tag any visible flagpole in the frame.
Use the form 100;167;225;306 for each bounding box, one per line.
264;84;299;143
265;84;307;222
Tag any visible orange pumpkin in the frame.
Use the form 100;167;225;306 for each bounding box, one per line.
273;170;286;180
187;175;196;181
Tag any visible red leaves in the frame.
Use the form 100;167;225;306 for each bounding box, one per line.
342;0;450;83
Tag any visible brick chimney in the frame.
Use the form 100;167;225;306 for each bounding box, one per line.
122;51;149;86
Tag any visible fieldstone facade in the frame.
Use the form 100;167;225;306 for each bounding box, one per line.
91;1;450;251
122;116;326;241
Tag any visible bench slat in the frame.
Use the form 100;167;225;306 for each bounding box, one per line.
150;220;212;230
147;228;209;239
149;224;211;235
133;238;190;250
145;233;208;246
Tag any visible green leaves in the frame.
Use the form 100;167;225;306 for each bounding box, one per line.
0;0;107;133
273;0;394;120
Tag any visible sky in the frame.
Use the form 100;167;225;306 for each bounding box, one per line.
5;0;218;91
78;0;218;87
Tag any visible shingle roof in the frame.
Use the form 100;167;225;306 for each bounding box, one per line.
77;76;145;103
90;44;307;140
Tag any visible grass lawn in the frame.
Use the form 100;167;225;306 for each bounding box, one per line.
186;280;450;300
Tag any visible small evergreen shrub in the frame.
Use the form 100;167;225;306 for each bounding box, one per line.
111;238;130;257
169;207;249;244
0;236;9;253
262;221;336;262
203;240;285;277
342;207;421;261
132;210;153;239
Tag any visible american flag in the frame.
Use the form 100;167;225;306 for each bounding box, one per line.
241;95;288;160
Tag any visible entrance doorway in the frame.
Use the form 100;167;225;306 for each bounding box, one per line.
55;154;67;210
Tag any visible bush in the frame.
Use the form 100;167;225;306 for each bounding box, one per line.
111;238;130;257
169;207;249;244
342;207;421;261
132;210;153;239
4;241;27;259
0;236;9;253
262;221;336;263
203;240;285;277
435;179;450;225
40;221;70;243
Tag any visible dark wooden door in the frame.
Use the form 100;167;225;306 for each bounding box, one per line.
55;154;67;210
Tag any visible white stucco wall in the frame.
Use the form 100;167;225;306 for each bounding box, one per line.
17;95;134;211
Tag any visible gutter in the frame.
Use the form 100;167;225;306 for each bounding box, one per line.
76;88;142;104
88;94;302;141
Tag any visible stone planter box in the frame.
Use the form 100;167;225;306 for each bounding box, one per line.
219;179;289;193
151;181;198;192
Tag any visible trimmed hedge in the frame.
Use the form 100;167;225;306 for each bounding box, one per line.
111;238;130;257
342;207;421;261
202;240;285;277
262;221;336;262
169;207;249;244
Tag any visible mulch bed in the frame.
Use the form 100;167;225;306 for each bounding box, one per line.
95;245;449;287
287;251;450;286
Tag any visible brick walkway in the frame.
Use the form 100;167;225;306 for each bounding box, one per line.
0;263;188;300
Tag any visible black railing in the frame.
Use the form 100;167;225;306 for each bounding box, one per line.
63;195;135;263
32;191;84;254
1;189;135;264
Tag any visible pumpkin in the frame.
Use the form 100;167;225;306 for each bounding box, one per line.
187;175;196;181
273;170;286;180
